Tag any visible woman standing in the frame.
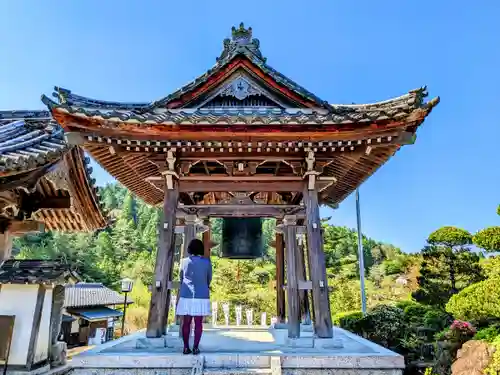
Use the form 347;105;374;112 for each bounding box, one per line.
176;238;212;355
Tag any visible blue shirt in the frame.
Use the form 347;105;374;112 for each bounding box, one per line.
179;256;212;299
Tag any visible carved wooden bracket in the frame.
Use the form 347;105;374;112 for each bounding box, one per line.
161;151;179;190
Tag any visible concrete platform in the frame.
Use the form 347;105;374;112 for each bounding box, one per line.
68;326;404;375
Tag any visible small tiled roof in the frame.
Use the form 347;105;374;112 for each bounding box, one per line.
64;283;132;308
0;111;69;174
0;259;78;284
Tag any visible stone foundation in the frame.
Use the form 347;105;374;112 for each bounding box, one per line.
71;370;401;375
65;326;404;375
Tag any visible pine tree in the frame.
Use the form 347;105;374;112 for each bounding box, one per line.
412;226;485;307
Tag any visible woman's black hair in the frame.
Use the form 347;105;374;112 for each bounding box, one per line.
187;238;205;256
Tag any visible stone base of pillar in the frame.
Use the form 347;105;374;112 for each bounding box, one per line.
135;336;168;349
314;337;344;349
285;337;314;348
273;322;314;334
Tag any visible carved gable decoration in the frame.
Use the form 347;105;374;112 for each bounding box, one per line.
197;74;290;109
220;76;262;100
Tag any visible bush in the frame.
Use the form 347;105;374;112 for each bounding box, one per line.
485;336;500;375
446;278;500;321
404;303;432;324
434;328;450;341
475;325;500;342
395;300;420;311
356;305;407;348
333;311;363;332
447;320;476;344
423;309;453;332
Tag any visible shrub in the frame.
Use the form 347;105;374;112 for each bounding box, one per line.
447;320;476;343
403;303;432;324
485;336;500;375
357;305;407;348
475;325;500;342
333;311;363;332
434;328;450;342
423;309;453;332
446;278;500;321
395;300;420;311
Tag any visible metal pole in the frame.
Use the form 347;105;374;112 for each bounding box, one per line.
356;189;367;315
121;292;128;337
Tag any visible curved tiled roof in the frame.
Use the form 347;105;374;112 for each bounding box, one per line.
0;110;107;232
0;111;69;174
43;87;439;126
0;259;78;284
45;23;330;112
64;283;132;308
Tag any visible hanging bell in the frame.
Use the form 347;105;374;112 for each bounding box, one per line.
220;218;264;259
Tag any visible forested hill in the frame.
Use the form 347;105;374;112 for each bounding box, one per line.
14;183;419;326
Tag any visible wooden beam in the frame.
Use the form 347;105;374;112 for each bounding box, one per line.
146;179;179;338
8;220;45;235
283;216;300;338
178;181;306;192
179;176;303;182
275;231;286;323
178;204;304;218
32;197;72;210
303;186;333;338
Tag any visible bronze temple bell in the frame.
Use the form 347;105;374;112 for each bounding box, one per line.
220;218;264;259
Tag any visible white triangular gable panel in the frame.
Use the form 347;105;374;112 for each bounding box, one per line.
197;73;288;109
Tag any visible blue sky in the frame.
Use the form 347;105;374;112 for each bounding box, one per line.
1;1;498;252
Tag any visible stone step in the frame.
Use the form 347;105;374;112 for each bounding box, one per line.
203;369;272;375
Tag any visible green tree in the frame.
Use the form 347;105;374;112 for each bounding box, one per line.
412;227;484;307
473;227;500;252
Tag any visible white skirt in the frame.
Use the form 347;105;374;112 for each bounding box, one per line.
176;297;211;317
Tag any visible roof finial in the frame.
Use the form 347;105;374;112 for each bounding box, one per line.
231;22;253;44
217;23;266;63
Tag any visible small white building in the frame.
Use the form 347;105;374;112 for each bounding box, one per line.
0;259;78;374
61;283;132;347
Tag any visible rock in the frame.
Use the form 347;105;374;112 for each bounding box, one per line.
451;340;495;375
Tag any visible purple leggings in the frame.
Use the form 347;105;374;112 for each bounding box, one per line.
181;315;203;349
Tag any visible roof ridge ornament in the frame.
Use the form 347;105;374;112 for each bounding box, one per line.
217;23;266;64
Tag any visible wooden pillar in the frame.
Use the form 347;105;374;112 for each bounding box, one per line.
48;284;65;366
296;236;311;323
202;219;211;258
283;215;300;339
183;215;197;258
146;179;179;338
26;285;46;370
161;233;182;334
0;231;12;267
275;231;286;323
303;185;333;338
306;234;316;325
